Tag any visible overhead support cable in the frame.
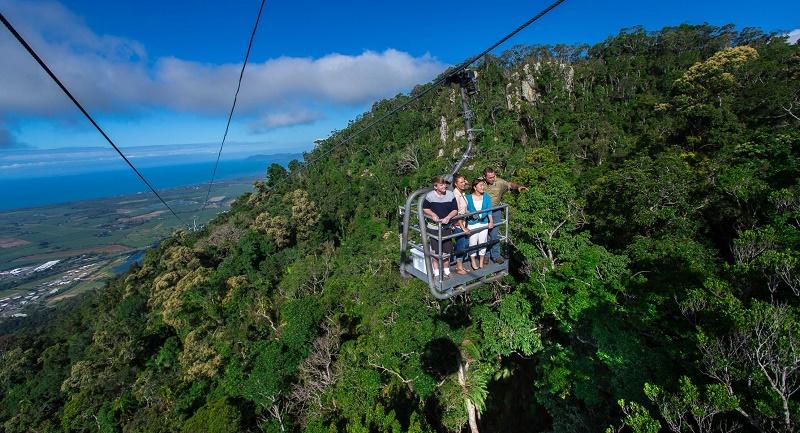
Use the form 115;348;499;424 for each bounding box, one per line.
0;11;188;227
201;0;267;211
267;0;567;192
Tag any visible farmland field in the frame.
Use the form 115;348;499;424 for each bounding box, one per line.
0;178;256;318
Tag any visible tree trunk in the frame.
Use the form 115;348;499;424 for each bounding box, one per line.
458;357;480;433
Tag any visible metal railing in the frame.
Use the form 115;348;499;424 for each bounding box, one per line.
399;187;510;299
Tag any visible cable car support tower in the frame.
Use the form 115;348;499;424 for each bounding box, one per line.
399;70;509;300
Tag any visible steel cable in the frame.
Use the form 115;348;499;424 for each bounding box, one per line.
201;0;268;211
1;11;189;227
266;0;567;193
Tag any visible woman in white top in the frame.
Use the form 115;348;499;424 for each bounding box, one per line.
451;174;470;274
465;177;494;270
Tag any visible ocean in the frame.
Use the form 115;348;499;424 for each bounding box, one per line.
0;156;294;211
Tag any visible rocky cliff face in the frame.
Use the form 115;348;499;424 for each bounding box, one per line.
507;60;575;111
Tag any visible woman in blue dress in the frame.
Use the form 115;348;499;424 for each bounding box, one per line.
465;177;494;270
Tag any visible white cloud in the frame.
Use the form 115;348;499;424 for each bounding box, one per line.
251;109;325;132
0;0;151;115
788;29;800;44
0;0;446;117
154;50;445;112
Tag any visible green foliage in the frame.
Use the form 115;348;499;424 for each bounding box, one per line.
644;377;739;432
473;292;541;357
612;400;661;433
181;398;241;433
280;296;324;354
1;24;798;433
266;163;288;187
226;340;295;408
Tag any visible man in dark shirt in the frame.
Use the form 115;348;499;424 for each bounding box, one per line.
422;176;458;278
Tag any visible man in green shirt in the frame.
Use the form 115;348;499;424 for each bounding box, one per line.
483;167;527;264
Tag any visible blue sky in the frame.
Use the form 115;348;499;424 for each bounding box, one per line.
0;0;798;161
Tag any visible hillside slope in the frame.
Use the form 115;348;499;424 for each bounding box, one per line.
1;25;799;433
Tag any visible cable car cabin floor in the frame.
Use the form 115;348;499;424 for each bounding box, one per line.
403;259;508;292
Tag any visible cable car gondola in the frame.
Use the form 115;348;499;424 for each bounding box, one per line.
399;69;510;300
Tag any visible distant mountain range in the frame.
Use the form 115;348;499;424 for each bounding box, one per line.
0;143;307;179
246;152;303;161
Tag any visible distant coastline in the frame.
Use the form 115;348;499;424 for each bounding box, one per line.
0;154;300;211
